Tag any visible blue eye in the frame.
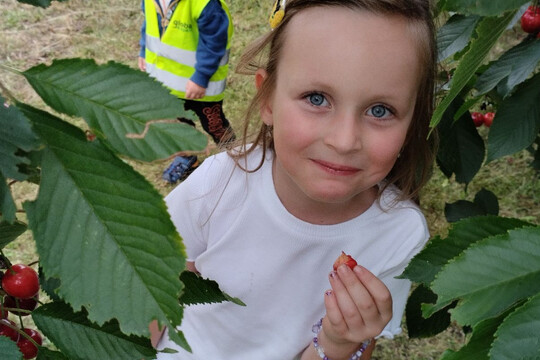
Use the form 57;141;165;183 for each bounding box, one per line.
368;104;391;118
307;93;327;107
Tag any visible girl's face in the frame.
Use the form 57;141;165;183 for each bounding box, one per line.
259;7;422;223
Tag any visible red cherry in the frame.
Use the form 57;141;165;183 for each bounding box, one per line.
333;251;358;271
471;112;485;127
0;319;19;342
3;296;38;316
521;6;540;34
17;328;42;359
483;112;495;127
1;264;40;299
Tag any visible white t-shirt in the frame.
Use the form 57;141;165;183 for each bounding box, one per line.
158;148;429;359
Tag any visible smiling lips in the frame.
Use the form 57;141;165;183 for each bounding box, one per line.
312;159;360;175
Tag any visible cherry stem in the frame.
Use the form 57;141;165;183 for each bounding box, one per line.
3;320;42;348
2;307;33;315
27;260;39;267
0;250;13;268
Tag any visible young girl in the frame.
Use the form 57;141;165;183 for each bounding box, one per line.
155;0;437;358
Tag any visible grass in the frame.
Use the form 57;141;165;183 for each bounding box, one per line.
1;0;538;358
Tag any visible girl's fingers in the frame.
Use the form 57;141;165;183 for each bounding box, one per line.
328;266;368;330
330;265;392;332
352;266;393;323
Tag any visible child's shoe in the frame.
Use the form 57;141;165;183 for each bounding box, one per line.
162;156;197;184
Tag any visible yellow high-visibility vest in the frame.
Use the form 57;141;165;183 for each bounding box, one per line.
144;0;233;101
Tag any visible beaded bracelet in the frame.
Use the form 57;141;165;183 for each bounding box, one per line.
311;318;371;360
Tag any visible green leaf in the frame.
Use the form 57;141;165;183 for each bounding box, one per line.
431;12;516;128
437;14;480;62
21;104;186;337
165;326;191;353
429;226;540;326
400;216;528;285
179;271;246;306
0;173;17;223
0;336;23;360
0;97;42;181
38;269;62;302
32;302;156;360
36;347;70;360
405;284;453;338
16;0;67;8
439;312;506;360
445;188;498;222
444;0;529;16
491;294;540;359
474;38;540;98
22;58;207;162
0;220;27;249
436;100;485;184
486;72;540;162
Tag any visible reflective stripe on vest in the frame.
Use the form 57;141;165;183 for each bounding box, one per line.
144;0;233;102
145;35;230;69
146;62;227;97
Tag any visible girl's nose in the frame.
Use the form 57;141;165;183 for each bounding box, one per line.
323;112;362;153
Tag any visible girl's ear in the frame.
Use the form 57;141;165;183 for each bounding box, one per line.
255;68;274;126
255;68;267;90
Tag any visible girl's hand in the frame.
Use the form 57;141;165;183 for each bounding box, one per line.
322;264;392;356
185;80;206;99
138;56;146;72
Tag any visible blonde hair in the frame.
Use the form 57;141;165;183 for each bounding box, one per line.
231;0;438;203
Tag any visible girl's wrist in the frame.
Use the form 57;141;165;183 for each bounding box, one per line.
311;318;370;360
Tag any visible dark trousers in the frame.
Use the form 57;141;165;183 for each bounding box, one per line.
180;100;235;145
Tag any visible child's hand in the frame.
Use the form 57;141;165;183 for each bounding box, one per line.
323;264;392;350
185;80;207;99
138;56;146;72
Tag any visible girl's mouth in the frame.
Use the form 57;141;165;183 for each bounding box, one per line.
312;159;360;175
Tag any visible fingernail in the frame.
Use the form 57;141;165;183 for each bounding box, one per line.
329;271;337;279
353;265;364;275
338;264;350;275
325;290;333;296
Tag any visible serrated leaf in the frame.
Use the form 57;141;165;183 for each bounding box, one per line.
21;104;185;338
491;294;540;359
439;312;506;360
0;97;42;181
0;220;27;249
36;347;70;360
444;0;529;16
32;302;156;360
475;38;540;98
165;325;191;353
436;100;484;184
405;285;453;338
437;14;480;62
486;72;540;162
400;216;528;285
179;271;246;306
431;12;516;128
16;0;67;7
0;336;23;360
22;58;207;162
38;269;62;302
445;188;498;222
1;173;17;223
429;226;540;326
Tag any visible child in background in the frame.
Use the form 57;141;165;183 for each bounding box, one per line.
139;0;235;183
155;0;438;358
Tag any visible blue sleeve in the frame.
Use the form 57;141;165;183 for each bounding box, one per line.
139;0;146;58
191;0;230;88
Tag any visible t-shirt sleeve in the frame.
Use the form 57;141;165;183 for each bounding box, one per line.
164;154;229;261
377;206;430;339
